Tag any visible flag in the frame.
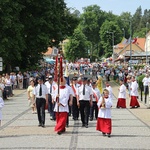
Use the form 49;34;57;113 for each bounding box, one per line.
132;37;137;44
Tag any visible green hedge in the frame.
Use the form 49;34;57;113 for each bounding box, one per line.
137;74;145;90
133;64;145;70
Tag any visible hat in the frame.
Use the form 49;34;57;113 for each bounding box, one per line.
72;77;78;81
82;77;88;81
49;75;53;79
92;81;96;85
37;76;43;80
87;79;90;82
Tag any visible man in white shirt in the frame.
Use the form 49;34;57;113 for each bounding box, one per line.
77;77;93;128
142;74;150;103
45;76;56;120
33;77;48;127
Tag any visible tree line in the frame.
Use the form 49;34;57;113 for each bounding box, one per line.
64;5;150;62
0;1;150;72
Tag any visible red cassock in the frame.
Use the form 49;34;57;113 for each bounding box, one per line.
117;98;126;108
55;112;68;132
96;118;112;134
130;96;140;107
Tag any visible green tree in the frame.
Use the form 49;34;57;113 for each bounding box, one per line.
64;27;89;62
0;0;80;72
132;6;142;33
100;20;122;58
0;0;25;72
80;5;106;61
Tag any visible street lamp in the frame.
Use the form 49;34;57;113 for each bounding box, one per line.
146;22;149;65
106;31;114;63
122;28;125;37
129;20;132;65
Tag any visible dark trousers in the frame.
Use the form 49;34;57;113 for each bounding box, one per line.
144;85;149;103
90;101;98;120
79;100;90;125
48;94;55;119
72;97;79;120
36;98;46;125
66;100;70;126
3;88;7;99
23;79;27;89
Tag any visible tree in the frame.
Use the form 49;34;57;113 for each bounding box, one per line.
64;27;89;62
132;6;142;33
100;20;122;58
79;5;106;61
0;0;80;71
0;0;25;72
19;0;76;69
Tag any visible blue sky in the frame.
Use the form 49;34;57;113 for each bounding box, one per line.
65;0;150;15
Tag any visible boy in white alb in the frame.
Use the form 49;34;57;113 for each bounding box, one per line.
116;79;126;108
96;89;112;137
53;78;70;135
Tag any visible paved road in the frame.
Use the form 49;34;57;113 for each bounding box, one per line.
0;82;150;150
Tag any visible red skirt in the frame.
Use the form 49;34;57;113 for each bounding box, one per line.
55;112;68;132
130;96;140;107
117;98;126;108
96;118;112;134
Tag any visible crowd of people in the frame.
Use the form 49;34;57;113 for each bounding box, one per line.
0;61;149;138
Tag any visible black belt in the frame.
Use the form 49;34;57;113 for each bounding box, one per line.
36;97;45;99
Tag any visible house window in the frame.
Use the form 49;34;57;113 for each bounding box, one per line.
53;48;58;55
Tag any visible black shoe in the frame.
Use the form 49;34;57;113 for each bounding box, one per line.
85;124;88;128
61;129;66;133
41;124;45;128
66;124;69;128
38;123;42;127
57;131;62;135
82;124;85;127
107;133;111;138
90;118;93;121
102;132;106;136
130;106;135;109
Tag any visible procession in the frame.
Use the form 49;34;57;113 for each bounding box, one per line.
1;53;150;137
1;0;150;149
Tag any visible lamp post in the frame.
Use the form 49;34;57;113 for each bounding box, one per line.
129;20;132;66
122;28;125;37
107;31;114;63
146;22;149;65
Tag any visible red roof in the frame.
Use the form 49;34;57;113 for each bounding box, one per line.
44;47;53;56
